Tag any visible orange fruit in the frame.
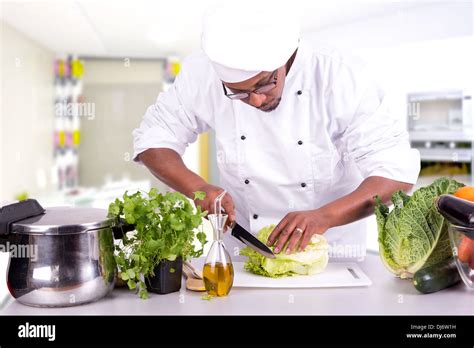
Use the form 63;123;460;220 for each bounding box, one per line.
454;186;474;202
458;236;474;263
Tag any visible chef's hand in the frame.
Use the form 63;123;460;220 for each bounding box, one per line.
266;210;330;254
193;184;236;230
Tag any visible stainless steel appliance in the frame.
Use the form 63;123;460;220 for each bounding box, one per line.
0;199;118;307
407;90;473;185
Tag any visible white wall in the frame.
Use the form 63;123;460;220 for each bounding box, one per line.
306;2;472;51
358;37;473;131
0;20;55;304
79;59;166;188
305;2;474;128
0;20;55;202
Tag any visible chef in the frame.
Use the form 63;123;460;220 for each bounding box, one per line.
133;5;420;261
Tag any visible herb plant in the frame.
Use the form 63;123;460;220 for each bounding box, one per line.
108;188;207;299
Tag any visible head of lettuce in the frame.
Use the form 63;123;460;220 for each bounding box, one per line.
375;177;464;279
240;225;329;277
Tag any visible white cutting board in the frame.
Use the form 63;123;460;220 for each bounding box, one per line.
233;262;372;288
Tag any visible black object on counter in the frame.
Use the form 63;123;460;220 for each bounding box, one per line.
111;219;135;239
436;195;474;229
231;223;276;259
0;199;45;235
413;257;461;294
145;257;183;294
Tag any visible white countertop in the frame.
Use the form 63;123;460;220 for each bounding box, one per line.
1;252;473;315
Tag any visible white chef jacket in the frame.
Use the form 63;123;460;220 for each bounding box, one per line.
133;39;420;261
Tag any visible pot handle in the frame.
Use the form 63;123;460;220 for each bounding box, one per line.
0;199;45;236
111;219;135;239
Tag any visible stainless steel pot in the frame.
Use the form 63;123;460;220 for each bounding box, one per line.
0;200;119;307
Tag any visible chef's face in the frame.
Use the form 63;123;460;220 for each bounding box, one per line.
223;67;285;112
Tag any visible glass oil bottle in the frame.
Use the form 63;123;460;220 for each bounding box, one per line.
203;192;234;296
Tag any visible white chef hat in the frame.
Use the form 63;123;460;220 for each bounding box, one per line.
201;2;300;83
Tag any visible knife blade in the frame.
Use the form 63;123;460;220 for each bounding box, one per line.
231;223;276;259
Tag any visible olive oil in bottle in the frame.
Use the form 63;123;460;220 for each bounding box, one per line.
203;262;234;296
204;211;234;297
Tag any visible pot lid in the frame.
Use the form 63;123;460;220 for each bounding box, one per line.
11;206;113;235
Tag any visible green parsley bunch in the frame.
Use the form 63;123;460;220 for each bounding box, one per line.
108;189;207;298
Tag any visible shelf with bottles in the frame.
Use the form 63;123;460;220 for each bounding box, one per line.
53;55;84;192
162;56;181;92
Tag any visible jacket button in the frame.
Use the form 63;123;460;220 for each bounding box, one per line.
301;183;307;188
297;90;302;95
241;135;246;140
297;140;303;145
253;214;258;219
244;179;250;184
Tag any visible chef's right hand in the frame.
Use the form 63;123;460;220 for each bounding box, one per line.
193;184;236;229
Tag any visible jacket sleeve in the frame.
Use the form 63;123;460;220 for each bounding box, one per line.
327;59;420;184
132;57;210;162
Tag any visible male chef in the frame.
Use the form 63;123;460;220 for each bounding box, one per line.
132;5;420;260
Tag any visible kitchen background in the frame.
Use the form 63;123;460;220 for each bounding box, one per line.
0;0;473;301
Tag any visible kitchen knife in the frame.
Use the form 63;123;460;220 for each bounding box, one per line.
231;223;276;259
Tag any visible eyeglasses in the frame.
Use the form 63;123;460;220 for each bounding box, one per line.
222;70;278;100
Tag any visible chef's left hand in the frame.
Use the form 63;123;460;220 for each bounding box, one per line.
266;209;330;254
